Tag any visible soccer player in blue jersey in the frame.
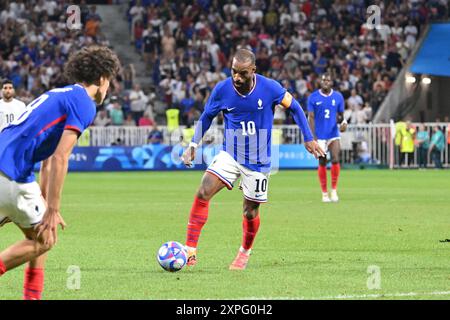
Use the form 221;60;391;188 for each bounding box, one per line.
307;73;347;203
181;49;325;270
0;46;120;299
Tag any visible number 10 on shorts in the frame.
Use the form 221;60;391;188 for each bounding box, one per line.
255;179;267;193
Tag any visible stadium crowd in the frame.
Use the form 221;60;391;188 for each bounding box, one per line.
126;0;448;128
0;0;118;104
1;0;449;131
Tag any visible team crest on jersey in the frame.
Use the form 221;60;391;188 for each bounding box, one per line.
257;99;263;109
332;99;336;106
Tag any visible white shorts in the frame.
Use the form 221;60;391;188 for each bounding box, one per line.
206;151;270;203
0;172;46;229
318;137;341;154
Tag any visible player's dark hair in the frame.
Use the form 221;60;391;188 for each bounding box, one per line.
321;72;331;79
234;48;256;65
64;46;121;86
1;79;13;87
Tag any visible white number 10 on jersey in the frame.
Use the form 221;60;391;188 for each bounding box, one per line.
240;121;256;135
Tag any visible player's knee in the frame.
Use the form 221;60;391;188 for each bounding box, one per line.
319;157;327;166
36;239;54;254
196;186;213;201
243;202;259;219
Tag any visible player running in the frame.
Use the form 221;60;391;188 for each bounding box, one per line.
0;79;26;132
307;73;347;203
181;49;325;270
0;46;120;299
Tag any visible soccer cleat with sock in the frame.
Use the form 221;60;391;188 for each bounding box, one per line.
186;247;197;267
322;192;331;203
229;250;250;270
330;189;339;202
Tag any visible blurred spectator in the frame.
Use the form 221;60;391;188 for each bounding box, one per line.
148;125;163;144
347;89;364;113
399;121;416;167
138;112;155;127
94;109;111;127
123;64;135;90
129;83;148;124
166;108;179;133
110;98;124;126
357;140;372;164
123;113;136;126
428;126;445;169
362;103;373;124
415;123;430;169
85;6;102;38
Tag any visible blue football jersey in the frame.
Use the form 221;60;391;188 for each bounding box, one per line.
307;89;344;140
201;74;286;172
0;84;96;183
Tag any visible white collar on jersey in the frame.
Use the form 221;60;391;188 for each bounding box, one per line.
319;89;334;97
232;74;257;98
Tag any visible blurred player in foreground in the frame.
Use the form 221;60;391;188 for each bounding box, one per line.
181;49;324;270
0;46;120;299
0;79;26;132
307;73;347;202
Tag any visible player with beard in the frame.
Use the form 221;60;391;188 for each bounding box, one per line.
181;49;325;270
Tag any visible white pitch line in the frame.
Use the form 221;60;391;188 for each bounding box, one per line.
239;291;450;300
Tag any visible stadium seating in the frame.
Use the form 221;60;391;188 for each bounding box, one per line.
125;0;448;125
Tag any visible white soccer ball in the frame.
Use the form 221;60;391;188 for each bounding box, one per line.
157;241;187;272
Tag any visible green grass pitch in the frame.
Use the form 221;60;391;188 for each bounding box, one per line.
0;169;449;300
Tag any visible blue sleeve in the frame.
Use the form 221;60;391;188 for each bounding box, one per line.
65;92;95;135
271;79;287;105
290;99;314;142
307;94;315;113
192;84;222;144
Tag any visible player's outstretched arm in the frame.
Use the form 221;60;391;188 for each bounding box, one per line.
280;92;325;159
36;130;78;246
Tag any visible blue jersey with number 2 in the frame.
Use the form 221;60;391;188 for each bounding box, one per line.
0;84;96;183
307;89;344;140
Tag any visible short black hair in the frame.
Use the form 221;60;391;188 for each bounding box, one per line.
233;48;256;65
64;46;121;85
2;79;13;87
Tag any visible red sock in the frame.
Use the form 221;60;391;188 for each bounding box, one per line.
242;215;261;251
318;165;328;193
0;258;6;276
23;267;44;300
331;163;340;190
186;196;209;248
